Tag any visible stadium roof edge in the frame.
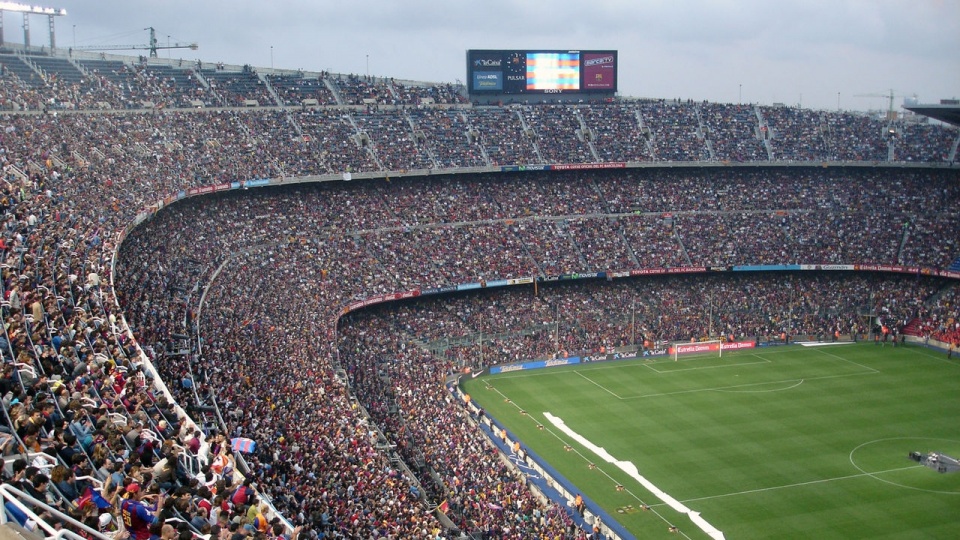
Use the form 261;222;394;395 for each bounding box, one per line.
904;103;960;128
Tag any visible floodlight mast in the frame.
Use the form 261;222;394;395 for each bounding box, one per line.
0;2;67;51
71;26;198;58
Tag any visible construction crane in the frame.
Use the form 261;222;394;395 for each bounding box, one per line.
854;89;916;120
72;27;197;58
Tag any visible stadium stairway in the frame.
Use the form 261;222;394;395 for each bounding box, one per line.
902;317;924;336
904;278;959;336
0;521;41;540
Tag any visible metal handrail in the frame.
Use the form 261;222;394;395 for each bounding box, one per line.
0;483;112;540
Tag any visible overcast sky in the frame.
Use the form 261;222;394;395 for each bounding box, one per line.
21;0;960;112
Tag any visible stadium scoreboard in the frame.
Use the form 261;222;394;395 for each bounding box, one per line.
467;50;617;95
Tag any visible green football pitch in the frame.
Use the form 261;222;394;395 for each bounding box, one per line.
459;343;960;539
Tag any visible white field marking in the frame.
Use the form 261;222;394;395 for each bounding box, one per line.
485;382;531;415
909;346;960;368
544;412;726;540
487;347;801;381
575;371;624;399
483;385;694;537
849;437;960;495
492;351;876;401
642;349;800;372
489;348;874;400
813;347;880;374
645;357;771;374
646;464;925;508
617;371;876;401
642;361;663;373
712;379;804;393
796;341;856;347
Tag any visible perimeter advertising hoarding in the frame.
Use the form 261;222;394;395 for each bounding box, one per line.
669;341;757;355
467;50;617;95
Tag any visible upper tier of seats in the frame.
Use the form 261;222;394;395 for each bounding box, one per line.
0;52;956;166
0;48;956;540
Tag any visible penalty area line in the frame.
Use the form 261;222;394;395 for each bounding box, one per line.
645;357;771;374
574;371;624;399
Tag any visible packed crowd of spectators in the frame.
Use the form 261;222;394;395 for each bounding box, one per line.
267;73;338;108
341;270;944;374
337;311;584;538
4;61;957;172
1;53;465;112
351;110;435;171
116;192;953;539
913;286;960;346
293;108;380;174
463;108;541;166
229;110;324;178
404;109;487;169
675;211;908;267
492;173;607;217
637;100;711;162
898;214;960;270
185;245;446;538
111;166;957;537
0;128;288;540
203;68;275;108
0;66;956;540
519;106;595;164
579;103;653;163
698;103;769;162
72;60;213;110
510;220;588;277
619;216;688;269
894;122;959;163
133;64;215;109
822;112;890;162
566;218;638;271
0;56;117;112
760;106;828;161
388;82;469;106
333;75;398;107
595;167;959;214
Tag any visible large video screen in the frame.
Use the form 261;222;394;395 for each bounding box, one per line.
467;50;617;95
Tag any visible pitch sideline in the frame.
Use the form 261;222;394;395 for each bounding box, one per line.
544;412;726;540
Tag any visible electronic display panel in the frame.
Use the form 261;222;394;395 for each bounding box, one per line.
467;50;617;95
581;52;616;90
526;52;580;91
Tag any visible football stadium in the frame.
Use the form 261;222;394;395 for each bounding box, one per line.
0;4;958;540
